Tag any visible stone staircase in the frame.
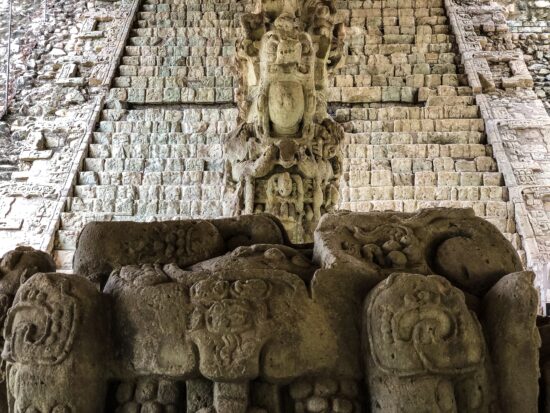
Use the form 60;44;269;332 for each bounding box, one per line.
108;0;247;105
53;107;236;270
52;0;523;269
336;0;520;249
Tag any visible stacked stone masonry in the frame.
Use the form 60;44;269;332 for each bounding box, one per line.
503;0;550;113
51;0;523;270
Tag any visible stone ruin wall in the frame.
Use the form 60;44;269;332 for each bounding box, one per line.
0;0;549;304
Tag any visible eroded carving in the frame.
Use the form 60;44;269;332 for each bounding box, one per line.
3;273;108;413
363;273;494;412
0;209;545;411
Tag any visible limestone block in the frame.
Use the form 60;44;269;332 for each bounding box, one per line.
363;273;494;413
437;171;459;186
164;88;181;103
482;272;540;413
127;88;146;103
414;171;436;186
370;170;393;186
482;172;502;186
73;215;285;283
460;172;483;186
415;185;436;200
342;87;382;103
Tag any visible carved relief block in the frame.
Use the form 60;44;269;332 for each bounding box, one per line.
3;273;108;413
73;215;285;284
55;63;85;87
363;273;494;413
314;208;522;295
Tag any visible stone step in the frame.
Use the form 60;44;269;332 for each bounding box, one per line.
366;23;450;33
55;229;79;250
336;85;472;104
99;107;238;121
113;75;233;88
426;96;475;106
95;119;235;134
350;167;503;181
344;157;499;172
349;41;455;54
80;157;220;173
140;4;243;13
92;132;225;145
73;181;223;199
333;72;467;87
360;42;458;57
136;19;238;29
87;143;222;158
119;60;235;74
133;23;237;32
124;45;235;57
66;197;223;217
343;143;491;159
341;54;458;68
137;11;238;20
77;169;222;185
53;250;74;272
342;118;485;133
142;0;246;6
130;28;240;38
109;86;234;103
127;35;238;47
342;185;507;202
343;131;485;144
335;105;480;121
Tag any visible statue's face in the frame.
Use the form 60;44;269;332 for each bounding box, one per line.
260;17;314;136
268;82;304;134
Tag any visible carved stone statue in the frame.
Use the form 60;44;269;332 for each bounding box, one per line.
0;209;547;412
224;0;345;243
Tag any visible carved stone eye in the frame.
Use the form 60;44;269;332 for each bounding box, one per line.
268;39;277;50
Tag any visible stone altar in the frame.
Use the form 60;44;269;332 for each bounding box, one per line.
0;208;546;412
